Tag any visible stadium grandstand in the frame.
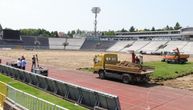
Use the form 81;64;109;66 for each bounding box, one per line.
101;27;193;41
0;26;193;54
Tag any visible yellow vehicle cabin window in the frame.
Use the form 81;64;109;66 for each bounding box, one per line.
105;56;117;64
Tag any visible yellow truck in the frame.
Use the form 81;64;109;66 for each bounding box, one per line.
93;53;154;83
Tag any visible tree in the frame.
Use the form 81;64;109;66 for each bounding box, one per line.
174;22;182;30
67;30;76;38
76;29;81;34
144;29;150;31
129;26;135;32
169;27;174;30
103;30;115;36
120;28;128;32
151;27;155;31
165;25;170;30
20;28;59;37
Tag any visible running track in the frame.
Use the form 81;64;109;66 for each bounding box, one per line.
2;58;193;110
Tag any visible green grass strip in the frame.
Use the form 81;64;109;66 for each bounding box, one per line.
144;61;193;81
0;74;87;110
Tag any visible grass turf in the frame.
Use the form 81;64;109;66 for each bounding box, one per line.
144;61;193;81
0;74;87;110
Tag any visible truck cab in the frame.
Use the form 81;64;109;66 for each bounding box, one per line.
93;53;118;73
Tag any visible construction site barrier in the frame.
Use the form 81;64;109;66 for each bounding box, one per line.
0;64;121;110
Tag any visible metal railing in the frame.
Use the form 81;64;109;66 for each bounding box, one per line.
0;93;5;109
0;81;7;96
0;81;68;110
7;86;68;110
0;81;7;109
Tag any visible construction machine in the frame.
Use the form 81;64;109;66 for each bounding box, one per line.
162;48;189;64
93;53;154;83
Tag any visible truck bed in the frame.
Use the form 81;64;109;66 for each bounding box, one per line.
179;54;189;59
105;61;154;75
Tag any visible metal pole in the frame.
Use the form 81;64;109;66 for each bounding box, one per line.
94;13;97;37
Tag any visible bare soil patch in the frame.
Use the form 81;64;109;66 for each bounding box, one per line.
162;74;193;91
0;49;162;69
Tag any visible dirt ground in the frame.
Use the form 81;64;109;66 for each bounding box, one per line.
1;49;193;91
163;74;193;91
0;49;163;69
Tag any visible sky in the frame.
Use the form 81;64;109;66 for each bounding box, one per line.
0;0;192;32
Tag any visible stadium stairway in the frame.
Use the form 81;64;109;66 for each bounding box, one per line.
49;38;85;50
158;41;188;52
139;41;168;53
136;41;151;52
181;41;193;54
107;41;134;52
80;40;116;51
121;41;150;52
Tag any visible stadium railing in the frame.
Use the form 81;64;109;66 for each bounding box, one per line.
0;94;5;110
0;64;121;110
7;86;67;110
0;81;68;110
0;81;7;109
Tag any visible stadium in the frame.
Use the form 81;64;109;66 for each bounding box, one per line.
1;23;193;110
1;27;193;54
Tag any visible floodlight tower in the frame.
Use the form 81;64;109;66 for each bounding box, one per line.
91;7;101;37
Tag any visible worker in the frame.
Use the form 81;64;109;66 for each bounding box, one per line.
131;51;135;63
31;55;36;71
16;58;21;69
139;54;143;64
135;56;140;64
21;58;27;70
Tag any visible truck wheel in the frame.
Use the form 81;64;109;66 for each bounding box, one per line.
161;59;165;62
140;76;149;83
122;75;131;84
98;71;105;79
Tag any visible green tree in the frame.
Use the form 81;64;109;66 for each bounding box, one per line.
20;28;56;37
174;22;182;30
103;30;115;36
67;30;76;38
169;27;174;30
151;27;155;31
119;28;128;32
76;29;81;34
165;25;170;30
129;26;135;32
144;28;150;31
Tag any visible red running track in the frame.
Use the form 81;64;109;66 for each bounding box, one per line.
2;58;193;110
